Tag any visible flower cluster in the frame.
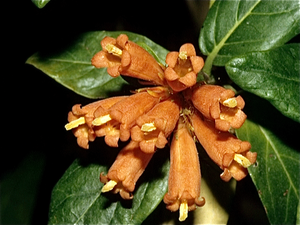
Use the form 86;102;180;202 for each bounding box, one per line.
65;34;257;221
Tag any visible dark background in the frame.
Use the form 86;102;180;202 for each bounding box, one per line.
2;0;270;224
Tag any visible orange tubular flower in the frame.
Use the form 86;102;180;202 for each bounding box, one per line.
91;34;165;85
100;140;154;199
91;96;128;147
190;111;257;181
164;43;204;92
108;91;165;142
190;84;247;132
65;96;127;149
131;97;180;153
163;117;205;221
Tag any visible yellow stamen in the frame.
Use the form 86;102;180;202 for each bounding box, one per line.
222;98;237;108
101;180;117;193
158;72;164;81
92;114;112;126
179;201;188;221
65;117;85;130
234;154;251;168
105;44;122;56
146;89;160;97
141;122;156;132
219;113;226;120
178;51;188;60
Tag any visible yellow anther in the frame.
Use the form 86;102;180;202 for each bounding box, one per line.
141;122;156;132
222;98;237;108
179;201;188;221
92;114;112;126
219;113;226;120
234;154;251;168
158;72;164;81
101;180;117;193
146;89;160;97
178;51;188;60
105;44;122;57
64;117;85;130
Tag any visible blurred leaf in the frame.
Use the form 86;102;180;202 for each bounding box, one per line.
297;200;300;225
48;157;169;225
199;0;300;75
226;44;300;122
26;31;169;99
236;119;300;225
31;0;50;8
0;152;46;224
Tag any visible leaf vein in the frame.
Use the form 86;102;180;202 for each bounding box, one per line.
49;58;91;65
259;126;299;199
74;191;101;224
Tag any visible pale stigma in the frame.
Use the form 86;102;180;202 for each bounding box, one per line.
179;201;188;221
105;44;122;56
222;98;237;108
65;117;85;130
178;51;188;60
234;154;251;168
101;180;117;193
141;122;156;132
92;114;112;126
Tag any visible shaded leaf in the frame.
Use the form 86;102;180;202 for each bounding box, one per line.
48;157;169;225
26;31;169;99
199;0;300;75
297;199;300;225
31;0;50;8
0;152;46;224
226;44;300;122
236;119;300;225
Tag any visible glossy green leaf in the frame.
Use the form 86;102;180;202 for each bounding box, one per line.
199;0;300;75
48;155;169;225
226;44;300;122
31;0;50;8
236;118;300;225
26;31;169;99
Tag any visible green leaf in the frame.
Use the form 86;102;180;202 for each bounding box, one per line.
235;92;300;224
297;200;300;225
31;0;50;8
226;44;300;123
0;152;46;224
26;31;169;99
199;0;300;76
48;155;169;225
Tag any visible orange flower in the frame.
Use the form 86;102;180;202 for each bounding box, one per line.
190;111;257;181
163;117;205;221
190;84;247;132
131;97;180;153
91;34;165;85
100;140;154;199
65;97;126;149
108;91;165;142
64;35;257;222
164;43;204;92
